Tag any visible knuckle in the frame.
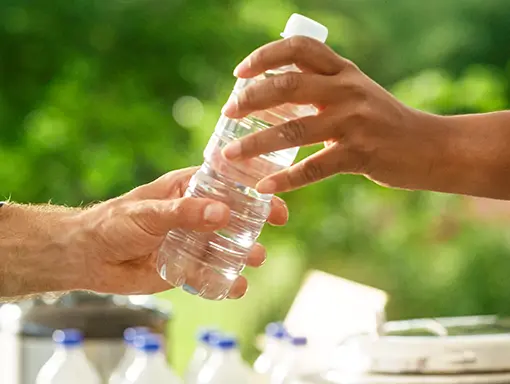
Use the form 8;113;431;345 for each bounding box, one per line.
237;85;256;108
168;199;186;217
250;48;267;69
244;132;262;154
343;81;367;102
298;160;324;184
335;114;373;175
352;100;373;122
135;203;159;225
342;59;359;72
342;104;369;131
107;200;129;221
278;119;307;145
272;73;302;94
287;35;314;56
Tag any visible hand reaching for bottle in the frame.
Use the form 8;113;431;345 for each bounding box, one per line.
221;36;454;195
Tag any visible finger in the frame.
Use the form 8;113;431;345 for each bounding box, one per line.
246;243;267;267
126;167;199;200
234;36;345;78
227;276;248;299
222;73;332;119
131;197;230;236
223;113;333;161
267;196;288;226
256;143;355;193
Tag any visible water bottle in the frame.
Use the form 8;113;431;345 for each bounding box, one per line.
196;334;254;384
254;322;288;376
268;336;308;384
123;333;182;384
184;328;220;384
36;329;101;384
157;13;329;300
109;327;151;384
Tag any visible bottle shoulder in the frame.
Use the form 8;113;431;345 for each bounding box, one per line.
36;354;101;384
125;355;181;384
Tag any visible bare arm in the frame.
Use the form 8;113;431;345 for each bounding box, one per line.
0;203;84;299
437;111;510;200
343;109;510;200
220;36;510;200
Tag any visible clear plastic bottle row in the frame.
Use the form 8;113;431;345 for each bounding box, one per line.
185;323;307;384
36;328;181;384
36;322;307;384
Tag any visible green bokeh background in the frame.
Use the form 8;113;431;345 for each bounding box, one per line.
2;0;510;373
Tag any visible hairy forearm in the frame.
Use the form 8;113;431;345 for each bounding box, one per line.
0;203;85;300
428;111;510;200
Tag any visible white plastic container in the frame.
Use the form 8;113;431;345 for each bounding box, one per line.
123;333;181;384
196;334;254;384
254;322;288;376
35;329;101;384
269;336;308;384
184;329;220;384
109;327;151;384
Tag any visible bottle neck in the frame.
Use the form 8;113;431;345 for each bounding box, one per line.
280;343;302;365
134;349;167;365
213;347;242;362
195;343;212;355
54;344;87;360
264;338;284;354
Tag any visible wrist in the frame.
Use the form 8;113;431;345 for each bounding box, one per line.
0;203;86;298
399;110;510;200
364;107;455;192
439;112;510;199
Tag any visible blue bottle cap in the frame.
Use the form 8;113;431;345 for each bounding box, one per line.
265;322;287;339
211;334;238;350
134;334;163;353
123;327;151;345
197;328;221;344
53;329;84;347
290;336;308;346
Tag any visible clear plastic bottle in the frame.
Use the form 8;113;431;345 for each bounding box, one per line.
254;322;288;376
123;333;182;384
109;327;151;384
268;336;308;384
196;334;254;384
157;14;329;300
184;328;221;384
36;329;101;384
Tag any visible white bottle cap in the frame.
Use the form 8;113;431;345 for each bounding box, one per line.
281;13;328;43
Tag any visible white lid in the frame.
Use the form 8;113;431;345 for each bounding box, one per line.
281;13;328;43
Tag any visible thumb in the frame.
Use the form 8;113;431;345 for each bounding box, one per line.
131;197;230;236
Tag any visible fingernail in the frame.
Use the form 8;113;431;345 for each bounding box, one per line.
233;64;241;77
233;59;247;77
257;179;277;194
222;141;242;160
203;202;228;223
221;95;238;116
259;247;267;266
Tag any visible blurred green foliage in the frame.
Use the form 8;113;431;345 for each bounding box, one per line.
2;0;510;372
